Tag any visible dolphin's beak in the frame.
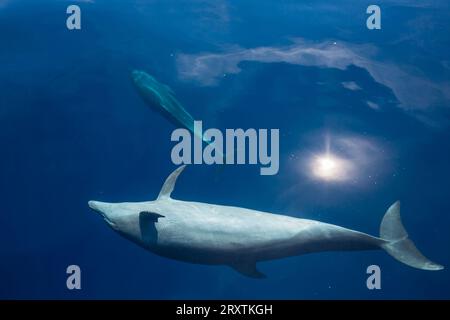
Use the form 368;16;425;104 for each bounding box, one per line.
88;200;117;229
131;70;141;83
88;200;103;213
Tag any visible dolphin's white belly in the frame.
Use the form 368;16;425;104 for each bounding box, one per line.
157;200;315;246
144;199;377;265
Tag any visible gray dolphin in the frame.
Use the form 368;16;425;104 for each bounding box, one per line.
89;166;443;278
131;70;226;163
131;70;204;142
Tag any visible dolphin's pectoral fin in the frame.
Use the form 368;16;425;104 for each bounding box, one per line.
157;165;187;200
139;211;164;244
139;211;165;221
230;261;266;279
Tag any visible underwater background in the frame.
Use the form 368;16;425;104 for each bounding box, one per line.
1;0;450;299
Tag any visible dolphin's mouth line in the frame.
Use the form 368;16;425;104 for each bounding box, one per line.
102;215;117;228
88;202;117;229
88;205;103;216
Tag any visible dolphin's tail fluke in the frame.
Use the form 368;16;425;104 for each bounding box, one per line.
379;201;443;271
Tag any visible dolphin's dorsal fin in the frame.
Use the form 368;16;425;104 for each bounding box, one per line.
157;165;186;200
231;261;266;279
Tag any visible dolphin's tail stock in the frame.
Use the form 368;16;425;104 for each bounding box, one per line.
379;201;444;271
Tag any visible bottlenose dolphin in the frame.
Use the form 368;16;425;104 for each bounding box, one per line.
131;70;226;163
131;70;204;142
89;166;443;278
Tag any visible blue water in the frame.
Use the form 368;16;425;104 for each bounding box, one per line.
1;0;449;299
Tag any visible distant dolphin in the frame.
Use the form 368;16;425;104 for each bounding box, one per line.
131;70;227;163
89;166;443;278
131;70;204;142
